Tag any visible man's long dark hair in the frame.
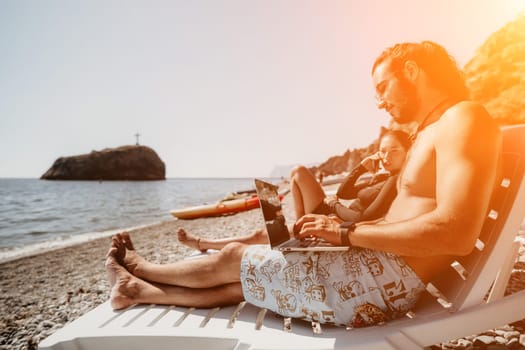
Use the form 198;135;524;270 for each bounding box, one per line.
372;41;469;100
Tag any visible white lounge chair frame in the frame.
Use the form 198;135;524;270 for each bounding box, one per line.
39;125;525;350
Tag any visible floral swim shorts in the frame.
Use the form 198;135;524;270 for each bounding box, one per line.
240;245;426;327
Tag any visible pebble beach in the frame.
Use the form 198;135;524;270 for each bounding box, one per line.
1;191;524;350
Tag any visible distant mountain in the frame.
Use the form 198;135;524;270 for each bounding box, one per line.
309;140;380;179
464;13;525;125
270;163;318;178
270;164;297;179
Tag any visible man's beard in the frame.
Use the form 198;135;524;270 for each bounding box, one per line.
391;77;419;124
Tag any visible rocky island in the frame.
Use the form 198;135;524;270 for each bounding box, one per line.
41;145;166;181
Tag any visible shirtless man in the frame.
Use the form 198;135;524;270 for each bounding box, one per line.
296;41;501;282
106;41;501;327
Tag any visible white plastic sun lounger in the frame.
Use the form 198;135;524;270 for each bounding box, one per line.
39;125;525;350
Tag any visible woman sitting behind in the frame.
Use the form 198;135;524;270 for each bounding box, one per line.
291;129;411;222
178;129;411;251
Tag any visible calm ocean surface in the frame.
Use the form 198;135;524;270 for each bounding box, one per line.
0;178;277;261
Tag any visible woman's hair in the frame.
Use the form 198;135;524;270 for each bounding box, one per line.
380;129;412;151
372;41;469;100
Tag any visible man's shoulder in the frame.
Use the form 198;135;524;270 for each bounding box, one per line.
435;100;501;150
444;100;489;119
439;100;498;134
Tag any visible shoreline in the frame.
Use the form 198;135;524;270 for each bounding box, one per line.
0;222;165;265
1;192;524;349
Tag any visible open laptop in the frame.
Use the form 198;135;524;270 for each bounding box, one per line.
254;178;349;252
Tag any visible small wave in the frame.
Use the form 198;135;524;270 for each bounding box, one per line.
1;217;59;227
29;230;49;236
27;216;63;223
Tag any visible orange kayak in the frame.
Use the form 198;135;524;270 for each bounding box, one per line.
171;196;261;220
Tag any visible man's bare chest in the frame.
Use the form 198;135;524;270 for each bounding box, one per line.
398;137;436;198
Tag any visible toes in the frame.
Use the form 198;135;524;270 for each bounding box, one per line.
112;236;124;251
177;228;187;240
109;236;126;263
106;246;118;259
121;232;135;250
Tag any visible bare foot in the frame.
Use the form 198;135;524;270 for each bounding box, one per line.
105;237;126;288
105;252;142;310
105;247;118;288
114;232;148;276
177;228;205;252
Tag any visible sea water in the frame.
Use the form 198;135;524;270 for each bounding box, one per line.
0;178;276;262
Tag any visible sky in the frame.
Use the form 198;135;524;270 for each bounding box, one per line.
1;0;524;178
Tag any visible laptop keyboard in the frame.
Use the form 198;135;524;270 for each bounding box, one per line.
282;238;333;248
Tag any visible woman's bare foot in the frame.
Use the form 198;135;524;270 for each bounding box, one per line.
177;228;205;252
105;252;142;310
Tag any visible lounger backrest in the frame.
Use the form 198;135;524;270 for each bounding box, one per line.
425;124;525;312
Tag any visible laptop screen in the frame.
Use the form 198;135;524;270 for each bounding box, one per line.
254;179;290;247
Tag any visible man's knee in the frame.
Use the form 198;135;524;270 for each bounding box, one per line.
219;242;246;263
253;229;266;241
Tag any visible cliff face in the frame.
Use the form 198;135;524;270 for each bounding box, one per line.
41;145;166;181
464;13;525;125
310;132;381;178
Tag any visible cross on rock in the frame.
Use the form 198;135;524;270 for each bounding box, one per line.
135;133;140;145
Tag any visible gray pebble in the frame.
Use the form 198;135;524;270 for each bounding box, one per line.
503;330;521;340
474;335;496;345
494;335;507;344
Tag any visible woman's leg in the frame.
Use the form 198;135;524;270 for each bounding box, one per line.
177;228;268;252
106;250;244;309
111;232;247;288
290;165;326;219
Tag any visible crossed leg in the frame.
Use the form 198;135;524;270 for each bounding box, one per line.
105;232;247;309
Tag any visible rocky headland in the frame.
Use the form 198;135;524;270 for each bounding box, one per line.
41;145;166;181
464;13;525;125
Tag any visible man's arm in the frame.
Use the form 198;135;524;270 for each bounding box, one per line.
352;102;501;256
297;102;502;257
